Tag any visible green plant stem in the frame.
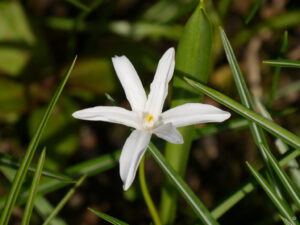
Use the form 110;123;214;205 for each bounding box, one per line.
139;156;162;225
267;31;288;109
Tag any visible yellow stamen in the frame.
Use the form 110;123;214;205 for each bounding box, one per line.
146;113;154;124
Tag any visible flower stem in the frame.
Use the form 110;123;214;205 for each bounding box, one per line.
139;155;162;225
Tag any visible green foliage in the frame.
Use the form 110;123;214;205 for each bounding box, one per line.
161;2;213;224
88;208;129;225
0;1;299;224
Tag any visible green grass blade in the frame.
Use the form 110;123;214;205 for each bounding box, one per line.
211;148;300;219
260;143;300;210
148;143;219;225
263;59;300;68
0;56;77;225
0;165;67;225
161;1;213;223
21;148;46;225
246;162;298;225
34;196;67;225
195;108;296;139
88;208;129;225
220;27;285;198
64;0;89;11
0;150;120;209
267;31;288;108
245;0;262;24
0;153;72;181
255;97;300;189
42;175;86;225
184;77;300;149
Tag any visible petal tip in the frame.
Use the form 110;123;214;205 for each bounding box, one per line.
223;111;231;121
72;111;80;119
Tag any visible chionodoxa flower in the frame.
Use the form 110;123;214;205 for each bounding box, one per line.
72;48;231;190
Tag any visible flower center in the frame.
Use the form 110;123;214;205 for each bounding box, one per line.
143;113;155;130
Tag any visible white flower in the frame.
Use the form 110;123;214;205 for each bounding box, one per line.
72;48;230;190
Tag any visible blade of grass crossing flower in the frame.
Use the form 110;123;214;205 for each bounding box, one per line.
0;150;120;210
184;78;300;149
245;0;262;24
267;31;288;108
0;56;77;225
21;148;46;225
161;1;213;224
88;208;129;225
246;162;298;225
263;59;300;68
219;27;285;199
260;143;300;210
42;175;87;225
0;153;73;181
149;143;219;225
211;148;300;219
255;97;300;189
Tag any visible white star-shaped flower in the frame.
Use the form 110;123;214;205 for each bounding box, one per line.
72;48;230;190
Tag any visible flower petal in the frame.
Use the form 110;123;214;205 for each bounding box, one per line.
162;103;231;127
112;56;147;112
72;106;139;129
119;130;151;190
153;123;183;144
145;48;175;117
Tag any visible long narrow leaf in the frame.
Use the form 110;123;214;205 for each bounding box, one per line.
220;27;285;199
0;164;67;225
267;31;288;108
64;0;89;11
42;175;86;225
211;148;300;219
246;162;298;225
21;148;46;225
34;196;67;225
0;153;72;181
148;143;219;225
255;97;300;189
88;208;129;225
263;59;300;68
0;150;120;209
184;77;300;149
245;0;262;24
0;56;77;225
260;144;300;210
